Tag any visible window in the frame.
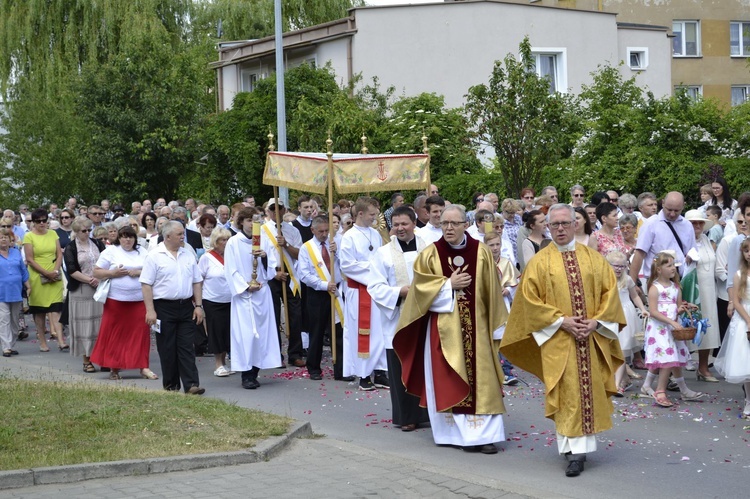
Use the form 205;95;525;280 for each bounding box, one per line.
673;21;700;57
240;70;258;92
730;22;750;56
675;85;702;100
627;47;648;70
530;48;567;94
731;86;750;106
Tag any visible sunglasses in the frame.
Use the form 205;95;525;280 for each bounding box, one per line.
573;194;584;198
60;216;72;220
0;225;11;228
33;219;48;223
79;229;92;233
90;212;104;216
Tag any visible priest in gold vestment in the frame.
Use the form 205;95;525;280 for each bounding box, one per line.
502;204;625;477
394;206;508;454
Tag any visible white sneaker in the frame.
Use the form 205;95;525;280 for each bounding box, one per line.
743;401;750;419
214;366;230;377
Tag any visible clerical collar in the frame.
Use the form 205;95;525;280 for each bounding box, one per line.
397;237;416;252
554;240;576;252
448;236;467;250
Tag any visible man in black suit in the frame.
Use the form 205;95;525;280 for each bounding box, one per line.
170;206;202;251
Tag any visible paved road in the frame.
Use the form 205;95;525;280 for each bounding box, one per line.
2;328;749;498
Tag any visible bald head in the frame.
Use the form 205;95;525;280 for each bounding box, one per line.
476;201;495;213
662;191;684;222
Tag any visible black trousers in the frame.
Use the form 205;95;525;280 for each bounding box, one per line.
716;297;730;357
305;289;344;378
268;278;304;361
386;348;429;426
153;299;201;392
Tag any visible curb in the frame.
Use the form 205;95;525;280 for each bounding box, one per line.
0;420;312;490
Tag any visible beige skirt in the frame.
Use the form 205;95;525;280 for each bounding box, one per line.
68;285;104;357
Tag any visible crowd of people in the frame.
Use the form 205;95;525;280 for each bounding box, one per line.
2;177;750;477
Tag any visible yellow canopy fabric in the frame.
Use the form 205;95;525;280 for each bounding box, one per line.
263;152;430;194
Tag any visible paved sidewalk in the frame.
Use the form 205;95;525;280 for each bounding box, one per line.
0;438;538;499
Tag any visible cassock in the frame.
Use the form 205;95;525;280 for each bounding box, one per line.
224;231;281;371
368;235;430;427
501;242;625;454
393;235;508;446
340;225;386;377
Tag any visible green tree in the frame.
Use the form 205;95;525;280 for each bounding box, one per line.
465;37;580;198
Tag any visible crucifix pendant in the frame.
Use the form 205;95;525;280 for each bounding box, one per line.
368;245;373;251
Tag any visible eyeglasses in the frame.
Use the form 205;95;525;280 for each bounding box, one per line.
90;212;104;216
611;264;627;270
60;216;72;220
610;198;619;203
523;196;534;199
572;194;584;198
549;221;573;229
33;219;48;223
0;225;11;228
440;221;465;228
79;229;92;233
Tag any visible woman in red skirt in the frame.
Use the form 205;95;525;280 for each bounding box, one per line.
91;226;156;380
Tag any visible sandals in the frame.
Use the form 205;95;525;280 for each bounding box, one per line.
640;383;654;397
626;365;643;380
631;359;647;370
614;386;625;398
83;362;97;373
108;371;122;380
653;390;673;407
140;369;159;380
680;389;705;401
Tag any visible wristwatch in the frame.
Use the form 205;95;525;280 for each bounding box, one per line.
195;304;203;309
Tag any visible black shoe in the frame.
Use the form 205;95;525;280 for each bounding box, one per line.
565;460;584;477
335;376;355;382
373;373;390;389
309;372;322;381
480;444;498;454
18;331;28;340
359;378;375;391
100;367;111;372
667;380;680;392
242;379;260;389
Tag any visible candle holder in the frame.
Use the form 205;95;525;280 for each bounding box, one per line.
250;214;262;289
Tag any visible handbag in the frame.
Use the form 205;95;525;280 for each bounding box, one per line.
93;279;111;304
40;271;62;284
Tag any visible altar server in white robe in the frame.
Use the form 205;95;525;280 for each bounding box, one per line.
368;206;429;431
340;196;387;391
224;207;281;389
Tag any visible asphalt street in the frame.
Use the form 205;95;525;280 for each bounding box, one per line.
2;327;748;498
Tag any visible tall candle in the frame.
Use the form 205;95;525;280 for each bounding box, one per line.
252;221;261;251
483;214;494;235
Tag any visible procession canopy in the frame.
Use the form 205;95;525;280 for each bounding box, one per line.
263;151;431;195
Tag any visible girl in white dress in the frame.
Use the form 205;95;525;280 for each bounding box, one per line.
641;252;703;407
605;251;648;395
714;238;750;418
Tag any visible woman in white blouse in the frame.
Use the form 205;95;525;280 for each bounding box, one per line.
90;226;157;380
198;228;233;377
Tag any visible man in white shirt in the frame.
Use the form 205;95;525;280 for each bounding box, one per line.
415;195;445;245
140;221;205;395
261;197;305;368
297;215;349;380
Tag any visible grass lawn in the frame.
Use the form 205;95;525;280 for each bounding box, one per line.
0;377;291;471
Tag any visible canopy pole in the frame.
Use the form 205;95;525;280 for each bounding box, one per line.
268;131;290;339
326;132;337;364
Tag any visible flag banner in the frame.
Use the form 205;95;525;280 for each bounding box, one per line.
264;152;430;194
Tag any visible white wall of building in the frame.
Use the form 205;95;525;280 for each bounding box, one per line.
617;26;672;98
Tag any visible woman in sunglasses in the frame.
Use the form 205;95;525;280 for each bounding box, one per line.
63;217;106;369
54;208;76;249
23;208;65;351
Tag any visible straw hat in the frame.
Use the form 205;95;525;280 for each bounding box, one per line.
684;209;714;232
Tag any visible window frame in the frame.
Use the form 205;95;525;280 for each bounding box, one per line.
730;21;750;57
530;47;568;94
240;69;259;92
731;85;750;106
674;85;702;100
627;47;649;70
672;20;701;57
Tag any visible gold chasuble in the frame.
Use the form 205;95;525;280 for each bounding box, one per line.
394;236;508;415
501;243;625;438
